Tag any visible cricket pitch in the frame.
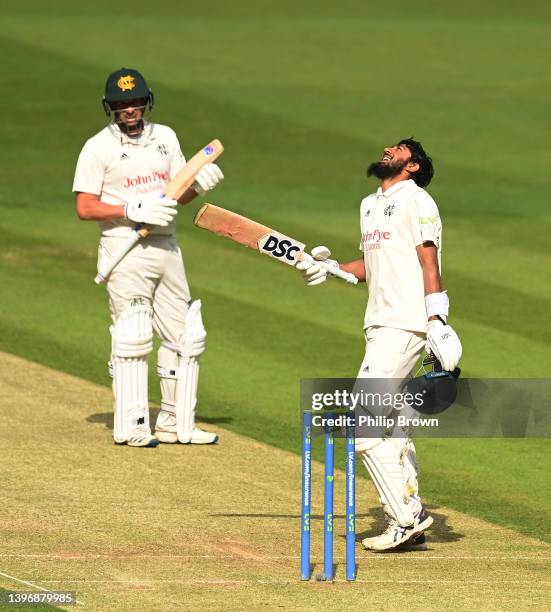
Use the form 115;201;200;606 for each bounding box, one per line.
1;352;549;610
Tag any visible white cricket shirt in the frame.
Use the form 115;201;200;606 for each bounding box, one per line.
359;179;442;333
72;121;186;236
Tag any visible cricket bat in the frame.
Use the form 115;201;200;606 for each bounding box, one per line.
94;139;224;284
193;204;358;285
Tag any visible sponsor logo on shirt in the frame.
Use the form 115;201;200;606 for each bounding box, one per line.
362;229;391;251
123;171;169;188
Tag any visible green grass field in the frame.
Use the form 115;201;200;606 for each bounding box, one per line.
1;1;551;608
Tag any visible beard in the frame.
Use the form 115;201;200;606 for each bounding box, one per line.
116;117;144;137
367;158;408;180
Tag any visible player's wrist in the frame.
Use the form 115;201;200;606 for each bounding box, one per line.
425;291;449;323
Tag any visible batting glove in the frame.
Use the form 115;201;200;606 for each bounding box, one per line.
426;319;462;371
296;246;339;286
125;195;178;227
193;163;224;195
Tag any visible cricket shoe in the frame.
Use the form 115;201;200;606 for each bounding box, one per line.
155;427;219;445
362;508;433;552
116;430;160;448
396;531;427;551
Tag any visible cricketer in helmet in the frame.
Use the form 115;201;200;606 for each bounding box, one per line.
102;68;154;137
73;67;224;448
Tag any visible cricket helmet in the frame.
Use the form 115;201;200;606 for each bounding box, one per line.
102;67;154;115
405;355;461;415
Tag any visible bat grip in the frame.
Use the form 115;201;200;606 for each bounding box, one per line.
320;261;358;285
302;253;358;285
135;223;151;239
93;230;142;284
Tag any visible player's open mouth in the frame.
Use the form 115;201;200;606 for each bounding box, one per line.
382;154;392;161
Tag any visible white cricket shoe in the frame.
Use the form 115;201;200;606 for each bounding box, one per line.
396;531;428;551
190;427;219;444
116;429;159;448
362;508;433;552
155;426;219;445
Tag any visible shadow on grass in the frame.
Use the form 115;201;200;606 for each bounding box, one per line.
86;410;233;430
356;504;464;545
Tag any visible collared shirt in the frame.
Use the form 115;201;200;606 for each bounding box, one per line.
72;122;186;237
359;179;442;333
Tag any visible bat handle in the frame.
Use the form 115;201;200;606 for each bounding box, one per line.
302;253;358;285
135;223;151;239
321;262;358;285
93;230;142;284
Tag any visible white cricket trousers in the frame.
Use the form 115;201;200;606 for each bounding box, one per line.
356;325;426;512
98;234;192;343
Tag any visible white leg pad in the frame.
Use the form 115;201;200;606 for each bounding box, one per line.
360;438;415;527
110;301;153;443
158;300;206;443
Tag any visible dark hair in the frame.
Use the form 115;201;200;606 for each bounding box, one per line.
399;138;434;187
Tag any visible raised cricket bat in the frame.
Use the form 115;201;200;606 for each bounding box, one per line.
193;204;358;285
94;139;224;284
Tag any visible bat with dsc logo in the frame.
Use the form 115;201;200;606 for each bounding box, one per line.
94;139;224;284
193;204;358;285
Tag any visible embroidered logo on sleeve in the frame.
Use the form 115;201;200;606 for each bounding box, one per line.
419;215;438;224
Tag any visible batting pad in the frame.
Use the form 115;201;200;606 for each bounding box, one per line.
159;300;206;443
110;302;153;443
360;439;415;527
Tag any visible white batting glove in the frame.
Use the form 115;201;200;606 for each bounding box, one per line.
125;195;178;227
193;163;224;195
426;319;462;371
295;246;339;287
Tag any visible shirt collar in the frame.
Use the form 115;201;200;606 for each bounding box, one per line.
376;179;415;198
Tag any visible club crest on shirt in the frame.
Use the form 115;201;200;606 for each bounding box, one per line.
365;208;371;217
157;144;169;156
384;204;396;217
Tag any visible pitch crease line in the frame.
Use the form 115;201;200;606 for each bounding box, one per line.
39;578;551;585
1;554;548;561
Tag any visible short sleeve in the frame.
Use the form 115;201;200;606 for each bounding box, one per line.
168;131;186;179
72;142;105;195
412;190;441;247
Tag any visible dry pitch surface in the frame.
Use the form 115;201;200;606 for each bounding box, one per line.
1;352;550;611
